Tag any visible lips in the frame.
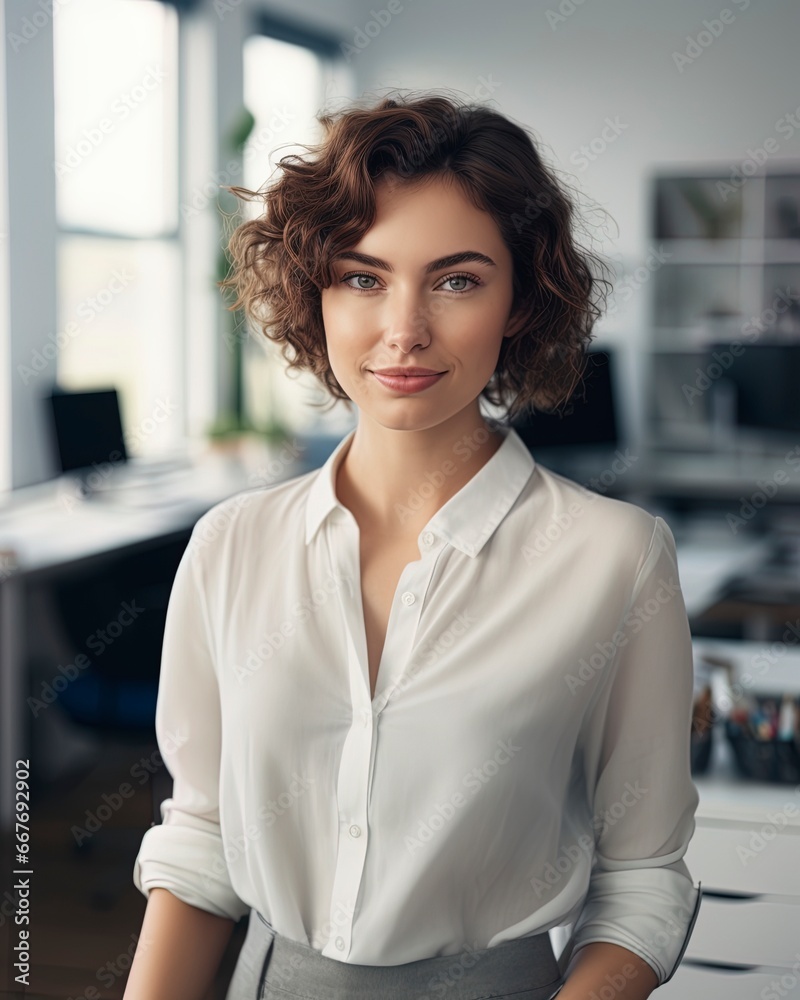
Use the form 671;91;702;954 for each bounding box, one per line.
370;370;447;394
371;368;446;376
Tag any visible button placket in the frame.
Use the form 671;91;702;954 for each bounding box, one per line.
376;543;441;710
321;518;374;959
320;519;441;959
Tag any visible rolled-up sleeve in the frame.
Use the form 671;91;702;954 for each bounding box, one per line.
568;515;703;985
132;526;250;922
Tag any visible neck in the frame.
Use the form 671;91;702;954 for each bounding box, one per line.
335;411;506;536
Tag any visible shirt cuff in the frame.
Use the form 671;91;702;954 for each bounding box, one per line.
133;814;250;923
566;865;703;985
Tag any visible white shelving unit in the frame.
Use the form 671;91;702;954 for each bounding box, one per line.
647;167;800;450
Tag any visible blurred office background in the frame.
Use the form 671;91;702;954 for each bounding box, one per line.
1;0;800;996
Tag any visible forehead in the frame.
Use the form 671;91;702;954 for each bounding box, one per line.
374;172;475;213
356;174;506;253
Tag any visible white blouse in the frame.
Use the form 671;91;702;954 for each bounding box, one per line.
133;423;703;984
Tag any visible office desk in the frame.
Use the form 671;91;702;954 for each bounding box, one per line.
0;444;308;830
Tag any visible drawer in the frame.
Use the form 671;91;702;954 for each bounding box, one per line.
686;891;800;968
685;822;800;896
657;960;800;1000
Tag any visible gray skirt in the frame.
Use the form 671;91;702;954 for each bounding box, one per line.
225;908;566;1000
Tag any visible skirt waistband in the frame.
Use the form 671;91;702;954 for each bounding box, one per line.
225;907;565;1000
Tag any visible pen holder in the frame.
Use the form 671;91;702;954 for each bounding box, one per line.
724;719;800;784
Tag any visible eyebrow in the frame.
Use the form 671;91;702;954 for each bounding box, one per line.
330;250;498;274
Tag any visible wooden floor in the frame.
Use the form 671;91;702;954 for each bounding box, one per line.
0;738;247;999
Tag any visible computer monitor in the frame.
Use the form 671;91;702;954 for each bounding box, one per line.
509;349;619;450
706;341;800;434
46;386;128;474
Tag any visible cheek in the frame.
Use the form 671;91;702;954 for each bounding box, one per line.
455;309;507;352
321;293;359;341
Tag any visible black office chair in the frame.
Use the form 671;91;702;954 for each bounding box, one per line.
46;536;188;909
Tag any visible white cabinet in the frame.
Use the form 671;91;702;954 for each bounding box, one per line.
663;725;800;997
656;962;800;999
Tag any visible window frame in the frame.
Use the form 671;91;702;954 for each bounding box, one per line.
52;0;186;457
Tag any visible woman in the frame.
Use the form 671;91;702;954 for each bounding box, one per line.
125;91;702;1000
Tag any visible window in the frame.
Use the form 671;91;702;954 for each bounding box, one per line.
240;25;357;438
53;0;183;458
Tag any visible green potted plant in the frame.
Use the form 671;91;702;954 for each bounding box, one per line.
206;106;290;457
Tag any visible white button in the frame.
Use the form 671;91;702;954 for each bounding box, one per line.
349;824;361;838
335;936;345;950
422;531;435;547
401;591;415;606
362;709;371;727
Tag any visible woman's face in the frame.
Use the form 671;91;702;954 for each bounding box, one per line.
321;174;524;432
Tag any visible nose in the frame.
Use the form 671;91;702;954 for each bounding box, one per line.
380;285;435;355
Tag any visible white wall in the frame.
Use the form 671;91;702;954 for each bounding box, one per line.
344;0;800;257
338;0;800;447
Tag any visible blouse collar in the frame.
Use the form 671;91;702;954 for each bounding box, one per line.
304;423;535;558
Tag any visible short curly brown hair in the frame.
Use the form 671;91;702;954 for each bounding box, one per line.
218;88;612;423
